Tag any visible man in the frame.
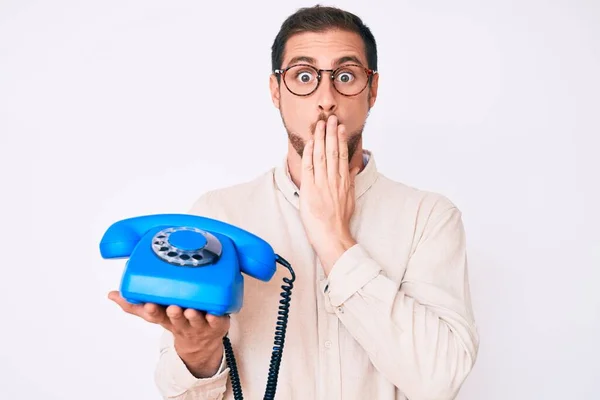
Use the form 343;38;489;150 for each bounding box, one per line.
109;5;479;400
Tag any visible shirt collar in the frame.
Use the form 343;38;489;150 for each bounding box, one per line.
274;149;379;209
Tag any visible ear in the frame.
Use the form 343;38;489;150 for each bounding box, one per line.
269;74;281;109
368;73;379;108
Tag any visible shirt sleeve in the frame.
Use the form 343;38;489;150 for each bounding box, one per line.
153;191;230;399
154;330;229;400
324;204;480;400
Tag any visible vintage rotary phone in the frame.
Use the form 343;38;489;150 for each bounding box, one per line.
99;213;295;400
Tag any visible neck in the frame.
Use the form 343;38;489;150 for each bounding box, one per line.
286;139;365;190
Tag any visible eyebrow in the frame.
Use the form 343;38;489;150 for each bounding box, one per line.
285;55;365;69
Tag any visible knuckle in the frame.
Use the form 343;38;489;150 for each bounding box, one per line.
166;308;182;319
145;304;158;315
184;309;199;320
146;308;157;317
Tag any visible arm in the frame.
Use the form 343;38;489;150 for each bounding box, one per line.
153;191;230;399
154;329;229;400
324;205;479;400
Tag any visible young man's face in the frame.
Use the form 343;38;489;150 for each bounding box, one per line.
270;29;379;160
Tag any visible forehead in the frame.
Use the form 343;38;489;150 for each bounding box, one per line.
282;29;367;68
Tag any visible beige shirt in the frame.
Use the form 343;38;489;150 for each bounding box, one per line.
154;150;479;400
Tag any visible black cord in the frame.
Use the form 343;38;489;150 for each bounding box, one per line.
264;255;296;400
222;254;296;400
223;334;243;400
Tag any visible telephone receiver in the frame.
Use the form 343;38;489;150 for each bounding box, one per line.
99;213;278;315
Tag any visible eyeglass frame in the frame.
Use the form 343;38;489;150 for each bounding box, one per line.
273;63;378;97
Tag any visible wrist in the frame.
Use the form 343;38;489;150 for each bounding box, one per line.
339;234;357;250
175;339;223;378
319;233;356;275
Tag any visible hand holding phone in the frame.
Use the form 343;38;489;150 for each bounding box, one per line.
108;290;229;378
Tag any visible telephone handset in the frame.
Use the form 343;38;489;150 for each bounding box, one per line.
99;213;295;400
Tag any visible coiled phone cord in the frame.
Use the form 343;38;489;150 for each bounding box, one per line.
222;335;243;399
222;254;296;400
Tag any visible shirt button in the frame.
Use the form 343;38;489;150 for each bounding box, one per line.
337;306;344;314
324;340;332;349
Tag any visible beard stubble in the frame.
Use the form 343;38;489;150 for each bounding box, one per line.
281;109;367;160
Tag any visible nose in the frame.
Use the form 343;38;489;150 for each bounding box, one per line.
316;73;337;113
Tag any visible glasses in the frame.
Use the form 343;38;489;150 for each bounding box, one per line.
274;64;377;97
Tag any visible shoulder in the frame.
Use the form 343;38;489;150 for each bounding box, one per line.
370;174;466;253
187;168;275;219
373;172;462;222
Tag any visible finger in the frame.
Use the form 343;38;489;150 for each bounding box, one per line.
338;124;350;182
337;125;348;182
350;166;361;189
108;291;145;317
205;313;231;332
301;137;314;186
108;291;172;329
166;305;189;330
313;119;326;187
183;308;208;329
326;116;339;185
142;303;169;326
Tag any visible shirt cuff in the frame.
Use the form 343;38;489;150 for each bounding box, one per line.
163;345;228;391
325;243;382;307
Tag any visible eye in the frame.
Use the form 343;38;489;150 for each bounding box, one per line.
295;70;315;83
336;71;355;83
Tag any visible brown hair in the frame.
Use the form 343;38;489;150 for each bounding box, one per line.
271;5;378;80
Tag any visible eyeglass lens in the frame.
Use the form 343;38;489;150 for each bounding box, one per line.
283;65;369;96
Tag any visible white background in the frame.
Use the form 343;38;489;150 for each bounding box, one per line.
1;0;599;399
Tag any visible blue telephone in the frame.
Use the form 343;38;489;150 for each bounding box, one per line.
99;213;295;400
